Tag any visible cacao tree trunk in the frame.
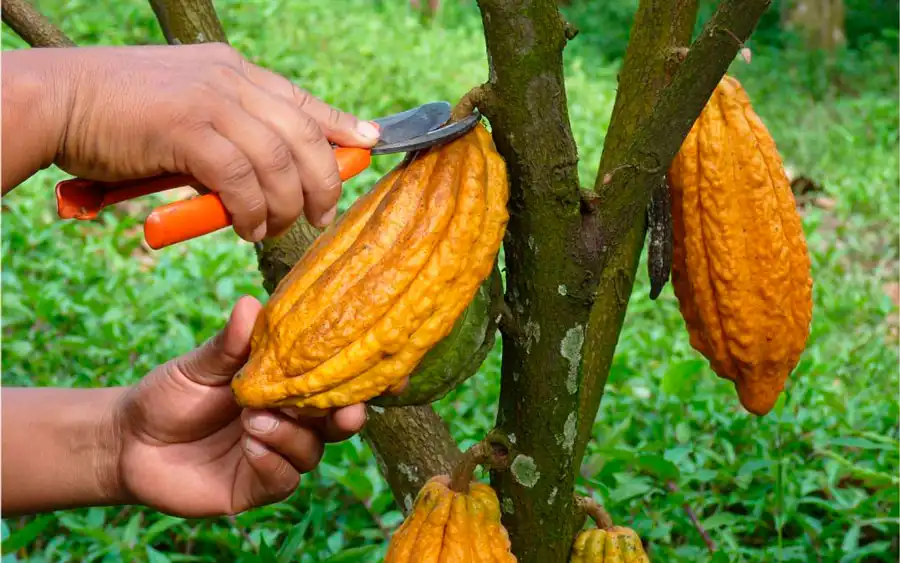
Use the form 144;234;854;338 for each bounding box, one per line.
4;0;774;560
782;0;846;51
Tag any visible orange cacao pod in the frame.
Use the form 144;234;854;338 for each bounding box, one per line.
667;74;813;416
231;122;508;410
384;475;517;562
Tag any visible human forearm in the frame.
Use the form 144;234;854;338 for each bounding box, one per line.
1;387;129;515
1;49;73;194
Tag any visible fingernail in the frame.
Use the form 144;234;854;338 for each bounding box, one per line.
244;436;269;457
356;120;380;141
248;412;278;434
251;223;267;242
320;206;338;226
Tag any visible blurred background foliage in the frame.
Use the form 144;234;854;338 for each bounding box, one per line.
2;0;898;561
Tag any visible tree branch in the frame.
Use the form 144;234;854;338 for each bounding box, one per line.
362;405;462;513
148;0;228;44
576;0;773;465
1;0;74;47
472;1;590;561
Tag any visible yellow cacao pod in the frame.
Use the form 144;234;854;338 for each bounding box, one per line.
569;526;650;563
384;475;517;563
231;122;509;410
667;74;813;416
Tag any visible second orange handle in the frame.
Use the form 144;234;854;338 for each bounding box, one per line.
143;146;372;249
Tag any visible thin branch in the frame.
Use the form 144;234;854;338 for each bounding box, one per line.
1;0;74;47
667;480;717;553
148;0;228;45
576;496;614;529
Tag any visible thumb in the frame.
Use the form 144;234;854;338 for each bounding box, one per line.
175;295;263;387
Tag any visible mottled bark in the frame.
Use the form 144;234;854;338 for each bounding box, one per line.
362;405;461;514
577;0;773;466
471;1;588;561
148;0;227;44
1;0;74;47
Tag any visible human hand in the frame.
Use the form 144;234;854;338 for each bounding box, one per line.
30;43;380;239
110;296;379;517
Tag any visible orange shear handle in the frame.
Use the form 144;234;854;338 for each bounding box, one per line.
55;146;372;250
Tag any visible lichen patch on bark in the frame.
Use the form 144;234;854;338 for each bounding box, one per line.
510;454;540;488
560;325;585;394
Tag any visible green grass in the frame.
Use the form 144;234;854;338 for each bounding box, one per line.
2;1;898;561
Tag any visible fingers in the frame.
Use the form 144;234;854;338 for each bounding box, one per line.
241;404;366;468
242;410;325;474
179;125;269;242
236;84;342;230
236;404;367;509
241;62;380;148
175;295;262;387
240;434;302;508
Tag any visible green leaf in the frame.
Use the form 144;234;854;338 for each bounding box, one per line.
738;458;773;479
142;516;185;544
320;545;382;562
146;547;173;563
608;477;655;504
635;454;680;481
276;517;312;563
1;515;53;553
701;512;741;530
661;359;706;398
840;524;861;554
257;537;278;563
828;436;895;451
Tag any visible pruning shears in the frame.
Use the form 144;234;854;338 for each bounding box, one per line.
54;101;481;250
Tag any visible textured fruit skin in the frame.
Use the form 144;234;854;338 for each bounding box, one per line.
667;75;813;416
371;264;499;407
384;475;517;563
569;527;649;563
231;123;509;410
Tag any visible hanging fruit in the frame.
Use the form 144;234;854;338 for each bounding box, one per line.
231;121;509;410
384;443;517;562
666;74;814;416
569;497;650;563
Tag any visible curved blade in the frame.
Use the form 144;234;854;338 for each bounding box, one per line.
372;110;481;155
370;101;452;147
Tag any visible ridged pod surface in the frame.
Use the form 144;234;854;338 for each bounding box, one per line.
371;265;499;407
232;123;509;409
667;75;813;416
569;527;650;563
384;475;517;563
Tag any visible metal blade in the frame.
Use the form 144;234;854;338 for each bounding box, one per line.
370;101;452;147
372;110;481;155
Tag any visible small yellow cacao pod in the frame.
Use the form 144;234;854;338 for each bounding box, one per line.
384;475;517;563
